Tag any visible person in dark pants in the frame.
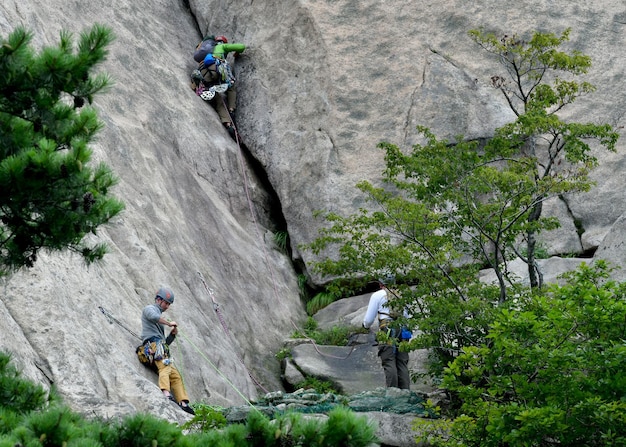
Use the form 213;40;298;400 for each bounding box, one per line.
362;276;410;389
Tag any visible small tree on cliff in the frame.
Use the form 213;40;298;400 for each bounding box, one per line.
468;27;618;289
305;28;618;372
0;25;124;277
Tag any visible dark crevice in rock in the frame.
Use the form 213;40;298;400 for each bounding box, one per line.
180;0;201;38
183;2;306;294
559;194;596;258
237;140;288;238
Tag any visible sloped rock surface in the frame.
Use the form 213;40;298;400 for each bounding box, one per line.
0;0;623;438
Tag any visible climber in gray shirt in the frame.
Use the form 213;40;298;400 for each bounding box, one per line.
139;286;195;415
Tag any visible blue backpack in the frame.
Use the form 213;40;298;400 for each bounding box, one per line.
193;38;216;63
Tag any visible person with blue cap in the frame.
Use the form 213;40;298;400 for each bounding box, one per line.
140;286;195;415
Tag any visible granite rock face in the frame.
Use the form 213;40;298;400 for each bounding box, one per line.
0;0;624;432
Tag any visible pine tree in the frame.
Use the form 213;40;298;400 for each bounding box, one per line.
0;24;124;277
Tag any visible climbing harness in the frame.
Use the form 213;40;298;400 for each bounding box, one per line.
198;271;270;394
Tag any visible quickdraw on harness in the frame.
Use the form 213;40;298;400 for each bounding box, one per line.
197;271;270;394
137;338;172;367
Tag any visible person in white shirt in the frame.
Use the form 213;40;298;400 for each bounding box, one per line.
362;276;410;389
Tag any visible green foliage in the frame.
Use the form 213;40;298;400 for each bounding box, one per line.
182;404;228;432
114;413;183;447
274;348;292;362
0;25;124;277
0;352;376;447
295;377;340;394
0;353;49;415
297;273;309;301
322;406;378;446
241;407;377;447
303;27;619;375
418;261;626;446
467;27;618;288
273;230;289;253
306;290;337;315
292;317;362;346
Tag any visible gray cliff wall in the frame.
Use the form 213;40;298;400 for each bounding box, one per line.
0;0;624;423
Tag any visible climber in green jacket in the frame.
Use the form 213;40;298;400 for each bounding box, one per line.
211;35;246;60
190;34;246;140
212;35;245;139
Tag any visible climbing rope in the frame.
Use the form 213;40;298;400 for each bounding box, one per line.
224;98;353;362
198;271;270;394
98;306;141;340
289;319;359;360
177;327;261;412
98;305;258;408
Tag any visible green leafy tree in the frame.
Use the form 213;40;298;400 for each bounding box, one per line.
0;25;124;277
305;28;618;372
416;261;626;446
468;27;618;288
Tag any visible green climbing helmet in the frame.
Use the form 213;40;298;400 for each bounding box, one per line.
156;287;174;304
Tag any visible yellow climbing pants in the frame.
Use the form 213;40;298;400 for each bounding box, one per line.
154;360;190;403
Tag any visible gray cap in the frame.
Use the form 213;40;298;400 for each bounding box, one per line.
156;287;174;304
378;274;396;285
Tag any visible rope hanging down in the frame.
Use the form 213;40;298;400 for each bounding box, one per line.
99;306;141;340
197;271;270;394
224;100;353;362
289;319;359;360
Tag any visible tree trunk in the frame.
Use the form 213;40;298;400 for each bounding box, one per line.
526;200;543;289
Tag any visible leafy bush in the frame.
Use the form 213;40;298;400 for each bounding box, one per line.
294;377;341;394
306;291;337;315
0;351;377;447
0;353;49;415
416;261;626;446
182;404;228;432
292;317;363;346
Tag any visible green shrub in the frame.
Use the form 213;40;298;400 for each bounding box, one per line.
297;274;309;301
275;348;292;361
0;353;48;414
294;377;340;394
306;291;337;315
416;261;626;446
273;231;289;253
292;317;362;346
182;404;227;432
